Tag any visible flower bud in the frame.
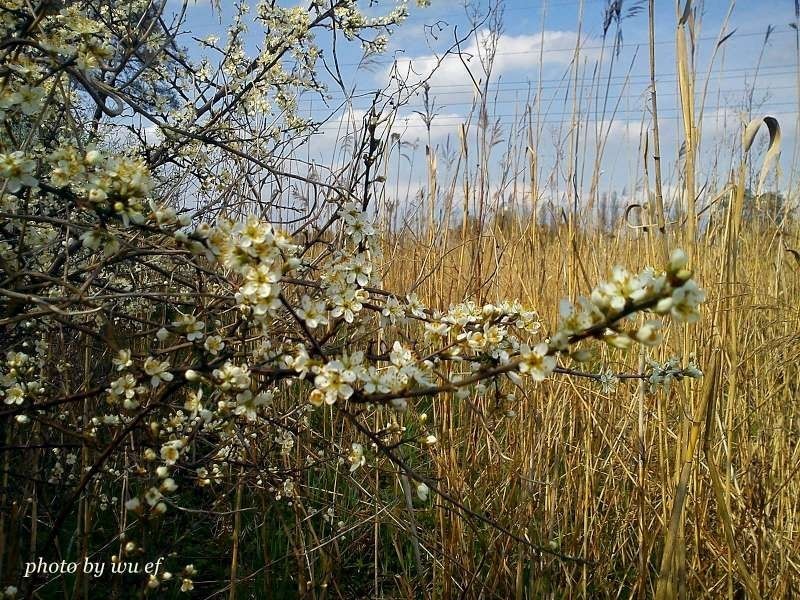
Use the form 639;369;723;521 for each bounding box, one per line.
416;482;429;501
603;331;633;350
668;249;688;273
391;398;407;411
635;320;663;347
194;223;211;239
308;389;325;407
571;349;593;363
88;188;107;203
654;297;674;314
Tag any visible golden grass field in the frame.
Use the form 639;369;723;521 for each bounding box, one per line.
368;217;800;598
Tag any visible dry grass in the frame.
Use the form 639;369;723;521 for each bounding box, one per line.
363;11;800;588
313;3;800;592
375;218;800;598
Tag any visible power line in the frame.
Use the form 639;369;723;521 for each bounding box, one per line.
341;29;795;67
178;19;795;67
310;107;800;131
386;63;798;90
288;67;799;108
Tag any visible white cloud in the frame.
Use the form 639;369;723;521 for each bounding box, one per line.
384;30;600;90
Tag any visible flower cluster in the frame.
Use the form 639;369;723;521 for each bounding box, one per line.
191;217;301;323
50;147;154;224
267;244;707;413
310;343;432;410
0;152;37;193
1;341;47;423
646;355;703;394
553;250;705;354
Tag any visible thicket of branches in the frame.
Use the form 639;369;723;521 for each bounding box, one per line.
0;1;704;597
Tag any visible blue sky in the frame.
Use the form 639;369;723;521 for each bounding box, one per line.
169;0;800;215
